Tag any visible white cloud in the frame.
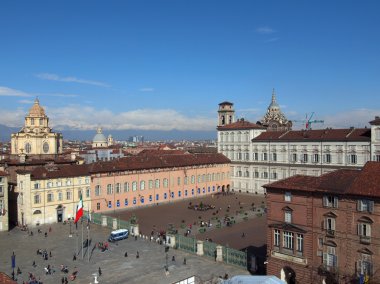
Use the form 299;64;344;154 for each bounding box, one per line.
256;26;275;34
0;86;32;97
18;99;35;104
139;88;154;92
30;105;216;131
321;109;380;129
35;73;110;88
264;37;279;43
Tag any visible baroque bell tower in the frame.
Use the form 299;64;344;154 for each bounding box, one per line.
218;101;235;127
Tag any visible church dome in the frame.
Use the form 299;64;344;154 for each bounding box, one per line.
29;98;46;116
93;127;107;143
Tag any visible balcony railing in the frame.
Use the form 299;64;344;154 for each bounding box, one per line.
326;229;335;237
360;235;371;245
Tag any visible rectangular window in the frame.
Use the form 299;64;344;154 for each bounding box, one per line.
323;196;338;208
285;211;292;223
297;234;304;252
254;153;258;161
285;192;292;202
66;191;72;200
263;153;268;161
58;192;63;201
96;203;100;210
313;154;319;163
349;154;357;164
34;183;40;189
34;195;41;204
177;177;181;186
357;200;374;213
292;153;297;162
272;153;277;161
47;193;53;202
86;187;90;198
283;231;294;250
325;154;331;163
325;218;336;235
274;229;280;247
358;223;371;237
303;154;308;163
323;247;337;267
149;180;153;189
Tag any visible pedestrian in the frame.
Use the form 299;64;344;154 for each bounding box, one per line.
73;254;76;261
49;227;52;233
136;251;139;258
32;260;36;267
17;267;22;275
61;277;65;284
98;267;102;276
183;257;186;265
172;255;175;262
65;276;68;284
134;235;137;241
242;232;245;238
124;251;128;257
45;232;47;237
49;251;52;257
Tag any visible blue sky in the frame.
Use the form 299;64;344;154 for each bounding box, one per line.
0;0;379;131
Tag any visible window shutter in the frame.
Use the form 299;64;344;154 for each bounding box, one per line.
324;218;327;230
333;255;338;267
323;155;326;163
333;197;338;208
368;224;371;237
323;196;328;207
323;253;327;265
357;224;362;236
332;219;336;230
369;201;374;213
357;200;362;211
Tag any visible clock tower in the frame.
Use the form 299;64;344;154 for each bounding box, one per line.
11;98;63;155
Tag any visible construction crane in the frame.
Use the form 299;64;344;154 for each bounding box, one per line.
293;112;324;130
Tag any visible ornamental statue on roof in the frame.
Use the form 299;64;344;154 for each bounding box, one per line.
260;89;292;131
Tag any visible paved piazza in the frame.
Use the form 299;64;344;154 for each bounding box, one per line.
0;222;249;283
0;193;266;283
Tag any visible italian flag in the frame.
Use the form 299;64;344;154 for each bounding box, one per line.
74;195;83;224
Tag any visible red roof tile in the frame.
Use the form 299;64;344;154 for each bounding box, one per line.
369;116;380;126
265;162;380;198
253;128;370;142
217;119;265;130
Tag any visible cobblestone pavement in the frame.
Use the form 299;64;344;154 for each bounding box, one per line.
0;222;249;284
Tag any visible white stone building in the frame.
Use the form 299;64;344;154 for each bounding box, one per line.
217;99;380;194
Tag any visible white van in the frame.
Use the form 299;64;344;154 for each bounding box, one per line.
108;229;129;242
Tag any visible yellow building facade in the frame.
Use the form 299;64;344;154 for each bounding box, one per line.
16;165;91;226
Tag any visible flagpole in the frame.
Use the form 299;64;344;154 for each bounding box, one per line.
88;203;90;262
81;215;84;260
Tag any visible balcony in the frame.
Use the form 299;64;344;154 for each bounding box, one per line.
360;235;371;245
326;229;335;237
271;250;307;265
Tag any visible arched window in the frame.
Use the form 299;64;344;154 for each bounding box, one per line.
25;143;32;153
115;183;121;193
107;184;113;195
163;178;168;188
132;181;137;191
43;142;49;153
95;185;101;196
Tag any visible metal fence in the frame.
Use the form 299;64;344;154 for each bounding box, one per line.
176;234;197;253
83;211;131;231
223;246;247;268
203;241;217;260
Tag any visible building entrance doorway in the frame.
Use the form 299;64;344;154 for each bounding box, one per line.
56;205;64;222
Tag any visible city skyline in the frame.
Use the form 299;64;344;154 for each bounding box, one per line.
1;1;379;131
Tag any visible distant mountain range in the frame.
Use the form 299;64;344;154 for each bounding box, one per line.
0;124;217;142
